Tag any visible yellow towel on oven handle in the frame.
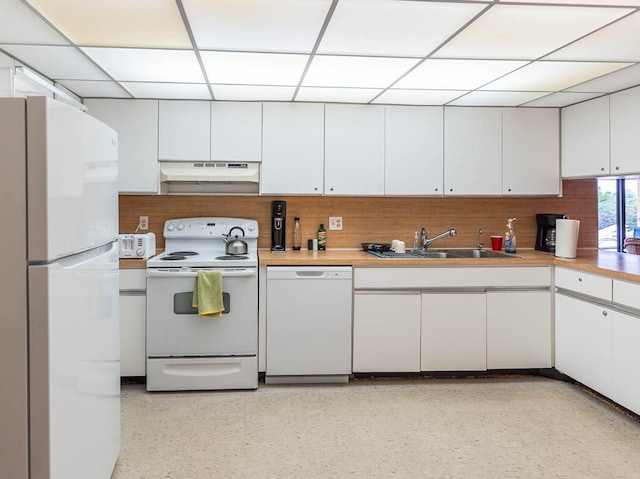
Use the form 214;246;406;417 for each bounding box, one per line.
192;270;224;318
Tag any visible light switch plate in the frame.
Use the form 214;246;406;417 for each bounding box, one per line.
329;216;343;230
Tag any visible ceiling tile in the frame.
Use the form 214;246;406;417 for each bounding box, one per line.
435;4;632;60
372;89;466;106
82;48;205;83
505;0;640;5
564;63;640;93
58;80;130;98
481;61;632;91
521;91;604;107
183;0;332;53
303;56;419;88
200;52;308;85
0;52;16;68
448;90;550;107
121;82;211;100
547;11;640;62
0;0;69;45
318;0;486;56
296;87;381;103
211;85;295;101
26;0;191;48
395;59;527;90
2;45;109;80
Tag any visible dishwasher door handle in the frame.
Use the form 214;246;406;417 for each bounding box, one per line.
295;271;326;278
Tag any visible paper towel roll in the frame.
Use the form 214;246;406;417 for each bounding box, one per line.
555;219;580;258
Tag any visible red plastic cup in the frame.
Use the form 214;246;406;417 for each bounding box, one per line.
490;235;503;251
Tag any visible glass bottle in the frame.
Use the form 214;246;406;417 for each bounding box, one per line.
317;223;326;250
293;217;301;251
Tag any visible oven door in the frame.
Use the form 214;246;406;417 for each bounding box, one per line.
146;268;257;357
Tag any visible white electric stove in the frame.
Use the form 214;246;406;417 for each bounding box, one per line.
146;217;259;391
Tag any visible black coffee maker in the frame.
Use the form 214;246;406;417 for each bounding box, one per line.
271;200;286;252
535;213;567;253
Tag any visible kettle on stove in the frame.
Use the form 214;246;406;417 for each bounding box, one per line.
223;226;248;255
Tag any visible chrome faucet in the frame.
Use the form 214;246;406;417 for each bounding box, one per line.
420;225;457;249
476;228;484;250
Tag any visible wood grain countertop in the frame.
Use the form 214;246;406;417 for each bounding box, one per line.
259;248;640;282
121;248;640;282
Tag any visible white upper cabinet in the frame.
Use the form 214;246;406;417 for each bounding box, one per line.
384;106;443;196
158;100;210;162
502;108;560;196
85;99;159;194
561;96;610;178
610;86;640;176
444;107;502;196
324;104;385;195
261;103;324;195
211;102;262;162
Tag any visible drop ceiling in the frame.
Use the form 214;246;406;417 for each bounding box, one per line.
1;0;640;107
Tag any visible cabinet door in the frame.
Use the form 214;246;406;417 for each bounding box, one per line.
486;291;551;369
421;292;487;371
444;107;502;196
384;106;443;196
158;100;210;161
324;104;384;195
613;311;640;415
119;294;146;377
502;108;560;196
261;102;324;194
555;293;613;397
561;96;610;178
353;292;421;372
85;99;159;193
610;85;640;176
211;102;262;162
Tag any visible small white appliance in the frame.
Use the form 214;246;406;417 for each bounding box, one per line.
146;217;259;391
1;96;120;479
119;232;156;259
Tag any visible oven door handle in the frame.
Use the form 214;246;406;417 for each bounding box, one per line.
147;269;257;278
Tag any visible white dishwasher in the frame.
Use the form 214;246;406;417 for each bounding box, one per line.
266;266;353;383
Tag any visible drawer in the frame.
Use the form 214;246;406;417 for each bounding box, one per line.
555;267;612;301
119;268;146;291
613;279;640;311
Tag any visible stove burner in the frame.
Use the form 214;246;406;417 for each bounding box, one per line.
168;251;199;256
216;255;249;260
161;254;187;261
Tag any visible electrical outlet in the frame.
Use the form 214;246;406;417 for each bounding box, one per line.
139;216;149;231
329;216;343;231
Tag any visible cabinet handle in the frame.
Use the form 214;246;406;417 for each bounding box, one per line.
615;166;620;171
601;167;605;171
602;311;608;317
449;188;453;192
434;188;438;192
330;187;334;192
578;277;582;282
314;187;318;191
507;188;512;192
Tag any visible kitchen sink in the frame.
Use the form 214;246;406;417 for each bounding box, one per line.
366;249;518;260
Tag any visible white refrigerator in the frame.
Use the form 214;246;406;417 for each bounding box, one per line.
0;96;120;479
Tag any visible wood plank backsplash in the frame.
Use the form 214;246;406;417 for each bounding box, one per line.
120;179;597;250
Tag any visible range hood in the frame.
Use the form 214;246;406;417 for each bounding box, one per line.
159;162;260;194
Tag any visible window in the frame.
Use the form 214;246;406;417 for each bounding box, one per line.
598;178;639;252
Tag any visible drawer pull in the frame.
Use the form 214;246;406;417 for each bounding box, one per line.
578;277;582;282
602;311;608;317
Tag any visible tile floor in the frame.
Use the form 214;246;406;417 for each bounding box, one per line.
111;377;640;479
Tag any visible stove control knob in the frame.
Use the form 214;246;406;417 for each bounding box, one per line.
166;223;175;231
246;223;256;232
177;222;185;231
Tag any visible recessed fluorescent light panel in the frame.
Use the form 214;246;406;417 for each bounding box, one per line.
521;91;604;107
303;56;419;89
373;89;465;106
211;85;296;101
448;90;551;107
58;80;131;98
0;0;68;45
201;52;308;85
565;63;640;93
2;45;109;80
395;59;528;90
296;87;382;103
82;48;205;83
121;82;211;100
318;0;486;56
435;4;632;60
26;0;191;48
183;0;332;53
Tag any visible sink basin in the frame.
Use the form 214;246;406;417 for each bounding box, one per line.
410;251;454;259
366;249;518;260
440;249;518;259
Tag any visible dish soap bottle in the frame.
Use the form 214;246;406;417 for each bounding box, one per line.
292;217;301;251
317;223;326;250
412;229;420;253
504;218;517;254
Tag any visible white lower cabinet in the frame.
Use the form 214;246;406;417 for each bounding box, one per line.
555;293;613;398
353;292;421;372
613;311;640;415
421;292;487;371
119;269;146;377
486;291;552;369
